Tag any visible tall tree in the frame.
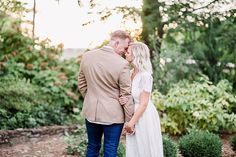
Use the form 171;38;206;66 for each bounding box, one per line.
141;0;163;58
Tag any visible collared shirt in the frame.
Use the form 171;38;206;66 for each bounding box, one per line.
103;45;114;50
87;119;114;125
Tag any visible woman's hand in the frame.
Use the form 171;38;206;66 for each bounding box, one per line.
119;96;129;106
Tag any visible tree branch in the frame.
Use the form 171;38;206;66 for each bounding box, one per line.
162;0;220;26
193;0;219;12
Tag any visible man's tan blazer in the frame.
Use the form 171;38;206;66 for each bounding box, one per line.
78;46;134;123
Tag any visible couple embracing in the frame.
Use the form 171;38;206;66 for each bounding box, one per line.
78;30;163;157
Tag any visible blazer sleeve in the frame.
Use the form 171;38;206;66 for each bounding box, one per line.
78;57;87;97
119;63;134;122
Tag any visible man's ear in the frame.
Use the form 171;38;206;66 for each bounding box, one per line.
114;41;119;48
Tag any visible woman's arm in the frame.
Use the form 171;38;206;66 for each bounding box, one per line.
125;91;150;133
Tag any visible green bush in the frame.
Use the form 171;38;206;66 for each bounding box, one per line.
0;75;82;130
179;131;222;157
230;134;236;152
0;2;83;129
153;76;236;135
0;76;43;111
163;136;177;157
0;76;42;129
31;59;82;112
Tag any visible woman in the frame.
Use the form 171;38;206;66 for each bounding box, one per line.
119;42;164;157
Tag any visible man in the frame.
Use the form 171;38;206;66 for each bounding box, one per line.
78;30;134;157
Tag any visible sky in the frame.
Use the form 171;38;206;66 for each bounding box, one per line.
23;0;142;49
22;0;235;49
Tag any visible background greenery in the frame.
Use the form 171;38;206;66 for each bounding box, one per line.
153;76;236;135
0;0;83;130
1;0;236;156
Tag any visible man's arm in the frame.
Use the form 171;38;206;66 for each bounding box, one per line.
78;60;87;97
119;63;134;122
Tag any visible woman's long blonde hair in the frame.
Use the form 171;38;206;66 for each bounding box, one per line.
129;42;153;74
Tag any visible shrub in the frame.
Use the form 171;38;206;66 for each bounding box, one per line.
0;76;44;129
179;131;222;157
230;134;236;152
153;76;236;135
31;59;82;112
0;75;81;130
0;76;43;112
163;136;177;157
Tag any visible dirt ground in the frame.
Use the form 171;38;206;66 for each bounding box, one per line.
221;134;236;157
0;134;235;157
0;134;74;157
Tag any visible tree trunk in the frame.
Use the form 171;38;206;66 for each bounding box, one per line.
141;0;163;59
32;0;36;38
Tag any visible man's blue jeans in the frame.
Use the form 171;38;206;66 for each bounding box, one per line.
85;119;124;157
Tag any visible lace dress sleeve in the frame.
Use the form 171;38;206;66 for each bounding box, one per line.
140;72;153;93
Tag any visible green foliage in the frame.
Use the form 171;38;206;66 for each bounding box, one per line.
179;131;222;157
0;76;42;111
0;75;79;130
66;125;87;156
163;135;177;157
0;0;83;129
163;7;236;90
230;134;236;152
141;0;236;93
141;0;162;53
117;143;126;157
153;76;236;135
0;0;27;16
32;60;82;111
152;37;201;93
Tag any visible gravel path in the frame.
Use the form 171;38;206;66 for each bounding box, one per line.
0;134;235;157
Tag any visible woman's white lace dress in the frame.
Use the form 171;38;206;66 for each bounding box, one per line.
126;72;164;157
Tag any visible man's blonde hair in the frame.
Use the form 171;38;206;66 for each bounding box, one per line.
110;30;131;41
129;42;153;74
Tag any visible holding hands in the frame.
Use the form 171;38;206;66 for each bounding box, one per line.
122;122;135;135
124;122;135;135
119;96;135;135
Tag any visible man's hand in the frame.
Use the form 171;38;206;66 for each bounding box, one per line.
121;126;127;136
